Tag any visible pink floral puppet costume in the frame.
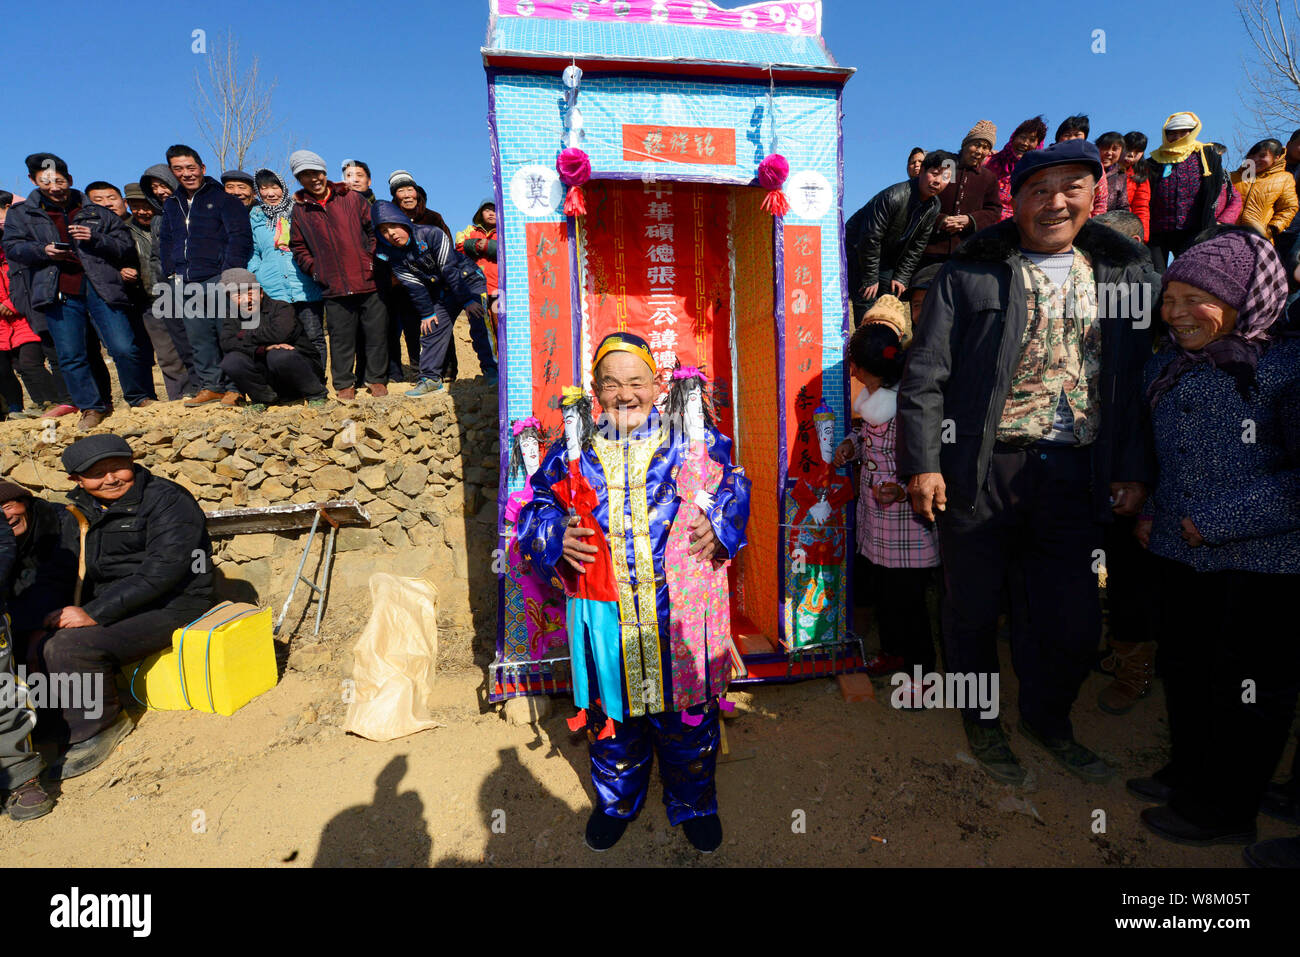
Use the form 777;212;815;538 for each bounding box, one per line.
502;416;567;660
661;368;746;719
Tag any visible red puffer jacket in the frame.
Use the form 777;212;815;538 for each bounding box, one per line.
0;248;40;352
288;183;377;297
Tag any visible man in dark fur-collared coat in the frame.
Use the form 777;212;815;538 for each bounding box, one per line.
896;140;1156;788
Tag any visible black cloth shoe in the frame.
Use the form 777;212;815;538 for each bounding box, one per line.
1259;781;1300;826
1126;776;1174;803
1018;720;1113;783
54;712;133;781
1141;805;1256;847
682;814;723;853
964;719;1027;786
1243;836;1300;868
5;778;54;822
584;810;629;852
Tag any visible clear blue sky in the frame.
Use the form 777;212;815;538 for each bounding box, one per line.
4;0;1265;222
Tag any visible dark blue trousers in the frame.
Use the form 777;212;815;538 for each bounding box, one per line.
584;703;720;826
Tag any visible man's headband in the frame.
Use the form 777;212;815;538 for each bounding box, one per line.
593;332;656;375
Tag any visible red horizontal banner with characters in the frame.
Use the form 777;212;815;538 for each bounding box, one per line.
622;124;737;165
525;221;574;437
580;180;733;435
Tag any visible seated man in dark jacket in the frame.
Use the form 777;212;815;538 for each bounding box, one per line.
0;481;77;653
372;201;487;396
846;152;950;321
217;268;327;409
31;434;215;780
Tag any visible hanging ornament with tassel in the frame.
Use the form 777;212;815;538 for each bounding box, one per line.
557;147;591;217
758;153;790;217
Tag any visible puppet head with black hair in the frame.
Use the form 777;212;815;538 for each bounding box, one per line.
509;416;548;480
560;387;595;458
663;364;715;443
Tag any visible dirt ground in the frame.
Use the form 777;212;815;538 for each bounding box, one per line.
6;629;1292;867
2;327;1291;867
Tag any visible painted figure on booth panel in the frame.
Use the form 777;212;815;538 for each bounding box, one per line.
503;416;567;659
516;333;750;853
788;401;854;647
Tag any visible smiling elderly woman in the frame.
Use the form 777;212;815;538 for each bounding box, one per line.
1128;230;1300;863
28;433;215;782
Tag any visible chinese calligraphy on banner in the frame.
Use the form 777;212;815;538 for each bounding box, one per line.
580;180;733;435
783;225;823;461
622;124;737;166
525;222;574;436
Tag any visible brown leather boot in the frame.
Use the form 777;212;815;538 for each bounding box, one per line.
1098;641;1156;715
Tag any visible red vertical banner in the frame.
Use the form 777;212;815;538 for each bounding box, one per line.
783;225;823;459
526;222;573;436
581;180;733;433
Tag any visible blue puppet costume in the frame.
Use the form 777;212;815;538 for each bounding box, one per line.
517;332;751;852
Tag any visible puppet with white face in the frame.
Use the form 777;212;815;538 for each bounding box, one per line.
503;415;567;659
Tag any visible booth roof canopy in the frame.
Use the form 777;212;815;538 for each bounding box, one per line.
484;0;850;79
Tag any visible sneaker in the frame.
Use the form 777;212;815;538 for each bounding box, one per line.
368;382;388;398
681;814;723;853
53;712;134;781
5;778;54;822
405;377;444;398
307;396;329;408
220;391;243;406
77;409;108;432
1140;805;1255;847
46;403;77;418
963;719;1027;786
584;810;629;852
1018;719;1113;783
336;388;356;401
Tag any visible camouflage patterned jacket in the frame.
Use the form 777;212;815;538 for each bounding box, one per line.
896;219;1157;521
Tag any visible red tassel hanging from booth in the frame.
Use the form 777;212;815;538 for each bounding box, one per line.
757;153;791;218
563;184;587;217
761;188;790;217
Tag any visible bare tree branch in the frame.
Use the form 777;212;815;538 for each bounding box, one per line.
191;30;282;173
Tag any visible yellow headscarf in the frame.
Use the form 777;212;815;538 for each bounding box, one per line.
1150;111;1211;176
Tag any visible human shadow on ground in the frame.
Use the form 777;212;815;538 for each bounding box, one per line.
313;754;431;867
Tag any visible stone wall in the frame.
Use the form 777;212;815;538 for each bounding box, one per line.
0;381;502;671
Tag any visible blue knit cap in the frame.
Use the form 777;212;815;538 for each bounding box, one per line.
1010;140;1104;196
